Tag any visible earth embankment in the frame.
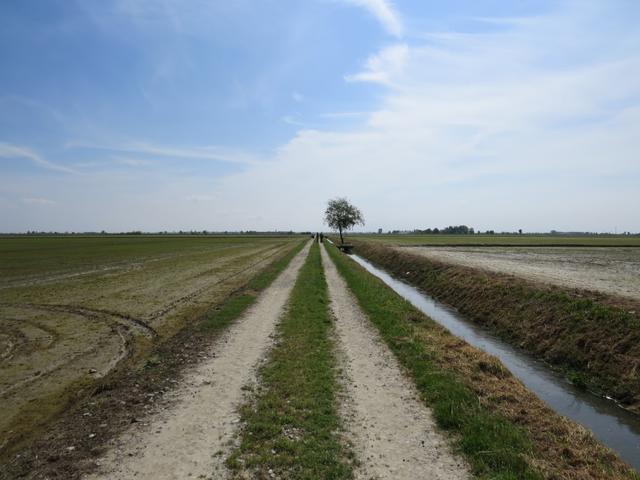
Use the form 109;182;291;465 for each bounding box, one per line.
400;245;640;301
353;240;640;412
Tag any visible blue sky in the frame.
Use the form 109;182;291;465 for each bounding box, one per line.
1;0;639;232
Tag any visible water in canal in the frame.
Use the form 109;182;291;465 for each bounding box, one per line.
350;254;640;471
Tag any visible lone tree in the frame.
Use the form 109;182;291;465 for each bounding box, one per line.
324;197;364;245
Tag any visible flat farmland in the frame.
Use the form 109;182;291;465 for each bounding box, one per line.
358;233;640;247
396;245;640;301
355;234;640;299
0;235;301;450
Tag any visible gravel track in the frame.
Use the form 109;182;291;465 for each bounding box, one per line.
85;241;311;480
321;244;469;479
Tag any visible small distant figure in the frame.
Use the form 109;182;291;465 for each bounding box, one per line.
320;233;324;243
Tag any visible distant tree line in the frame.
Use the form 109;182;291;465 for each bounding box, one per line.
413;225;477;235
378;229;640;236
15;230;300;236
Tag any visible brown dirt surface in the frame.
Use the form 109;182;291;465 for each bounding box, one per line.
0;239;305;480
84;241;311;480
321;245;469;479
400;246;640;301
0;236;300;475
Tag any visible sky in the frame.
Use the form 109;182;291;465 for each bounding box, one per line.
1;0;639;233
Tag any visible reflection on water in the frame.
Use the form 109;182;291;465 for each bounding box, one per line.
351;254;640;471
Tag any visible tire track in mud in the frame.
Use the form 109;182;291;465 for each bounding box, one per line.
98;324;132;377
0;303;157;338
0;243;292;401
0;322;30;361
85;241;311;480
0;318;57;361
0;340;110;398
0;336;17;361
320;245;469;480
0;304;156;397
6;243;289;336
2;243;286;337
0;336;14;361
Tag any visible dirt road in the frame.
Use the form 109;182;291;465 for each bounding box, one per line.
321;245;468;479
84;240;467;479
85;241;311;480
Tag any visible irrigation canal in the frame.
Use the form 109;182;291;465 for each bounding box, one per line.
350;254;640;471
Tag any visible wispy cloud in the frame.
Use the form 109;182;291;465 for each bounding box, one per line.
204;3;640;232
66;141;262;165
341;0;403;37
345;43;408;85
0;143;75;173
320;111;370;118
0;95;67;124
73;160;108;169
2;1;639;233
23;197;56;206
186;193;216;203
112;156;153;167
282;115;310;127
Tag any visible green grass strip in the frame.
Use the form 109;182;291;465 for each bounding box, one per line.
226;242;353;480
325;242;541;480
198;240;305;333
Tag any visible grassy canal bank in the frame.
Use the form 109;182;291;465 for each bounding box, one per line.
326;241;638;479
350;240;640;414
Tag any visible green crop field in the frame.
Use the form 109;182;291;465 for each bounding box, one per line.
0;235;302;450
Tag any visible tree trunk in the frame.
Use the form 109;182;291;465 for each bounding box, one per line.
339;227;344;245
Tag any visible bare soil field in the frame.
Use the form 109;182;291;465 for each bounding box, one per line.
398;246;640;301
0;236;300;456
359;234;640;247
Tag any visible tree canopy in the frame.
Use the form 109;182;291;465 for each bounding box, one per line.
324;197;364;244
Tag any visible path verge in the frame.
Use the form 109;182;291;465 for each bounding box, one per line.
321;244;469;479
